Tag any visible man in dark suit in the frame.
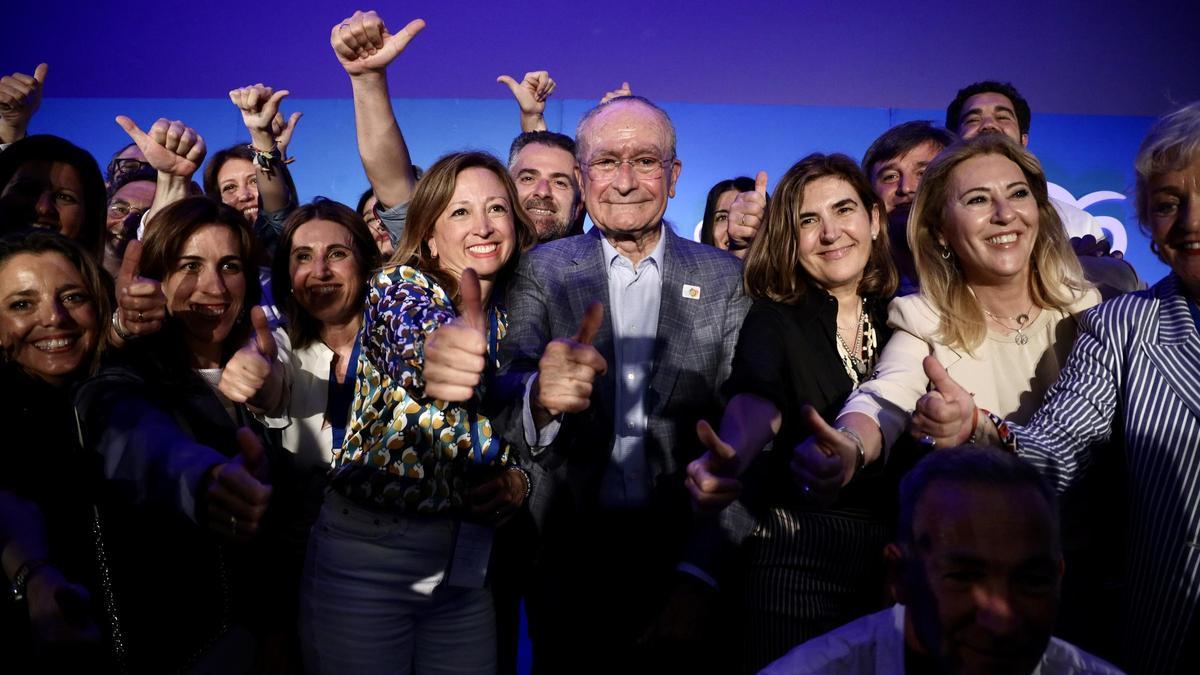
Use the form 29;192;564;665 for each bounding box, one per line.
495;95;750;672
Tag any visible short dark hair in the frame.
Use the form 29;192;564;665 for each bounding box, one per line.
861;121;957;179
897;445;1060;550
107;164;158;201
945;81;1032;136
700;177;755;246
271;198;382;350
0;134;108;261
508;131;577;168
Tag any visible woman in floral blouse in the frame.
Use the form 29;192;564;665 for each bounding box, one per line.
299;151;536;675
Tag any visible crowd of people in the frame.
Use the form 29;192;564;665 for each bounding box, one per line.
1;9;1197;675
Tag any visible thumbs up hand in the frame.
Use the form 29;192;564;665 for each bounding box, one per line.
113;240;166;340
424;268;489;402
727;171;769;253
218;306;282;410
685;420;744;513
204;427;272;542
331;11;426;78
115;115;206;179
791;406;856;508
910;356;977;448
534;301;607;417
599;81;633;105
0;62;47;144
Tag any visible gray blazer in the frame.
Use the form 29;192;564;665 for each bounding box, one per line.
495;226;749;559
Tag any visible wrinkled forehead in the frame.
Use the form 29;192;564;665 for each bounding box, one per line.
578;101;672;158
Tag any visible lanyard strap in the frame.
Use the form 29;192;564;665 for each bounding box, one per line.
328;336;362;453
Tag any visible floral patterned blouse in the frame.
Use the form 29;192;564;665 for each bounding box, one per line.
329;265;511;513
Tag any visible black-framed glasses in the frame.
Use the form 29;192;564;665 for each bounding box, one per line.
106;157;151;182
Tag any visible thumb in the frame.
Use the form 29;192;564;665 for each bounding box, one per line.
755;170;768;197
696;419;737;467
286;111;302;130
458;268;484;333
115;115;149;148
923;356;962;398
33;63;48;85
250;306;276;359
801;405;839;456
117;238;142;286
573;301;604;345
387;18;426;53
263;89;289;117
620;81;631;91
497;74;522;96
235;427;266;475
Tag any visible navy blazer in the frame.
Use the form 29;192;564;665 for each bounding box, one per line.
1015;274;1200;674
496;226;749;545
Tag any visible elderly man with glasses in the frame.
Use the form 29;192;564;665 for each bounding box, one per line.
488;95;750;672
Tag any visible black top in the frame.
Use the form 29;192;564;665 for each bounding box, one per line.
721;288;896;517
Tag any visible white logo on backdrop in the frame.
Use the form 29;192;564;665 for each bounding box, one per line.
1048;183;1129;253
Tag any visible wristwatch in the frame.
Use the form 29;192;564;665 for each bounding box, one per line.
9;559;51;603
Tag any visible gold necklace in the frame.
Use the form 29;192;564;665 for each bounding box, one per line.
981;303;1036;345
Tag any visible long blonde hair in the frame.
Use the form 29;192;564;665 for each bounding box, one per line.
908;135;1089;352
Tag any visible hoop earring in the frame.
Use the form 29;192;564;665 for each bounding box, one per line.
940;247;952;260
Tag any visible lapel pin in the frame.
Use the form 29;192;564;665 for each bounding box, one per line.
682;284;701;300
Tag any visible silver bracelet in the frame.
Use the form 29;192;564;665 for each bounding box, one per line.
507;466;532;503
836;426;867;474
112;309;137;341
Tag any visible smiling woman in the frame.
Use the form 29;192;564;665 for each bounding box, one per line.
793;135;1100;505
0;231;112;669
72;196;292;672
298;151;536;674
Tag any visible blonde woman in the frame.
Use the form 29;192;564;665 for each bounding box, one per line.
792;134;1099;501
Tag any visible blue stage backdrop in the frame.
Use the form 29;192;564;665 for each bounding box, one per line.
33;96;1166;282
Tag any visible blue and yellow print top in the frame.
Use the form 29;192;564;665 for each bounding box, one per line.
329;265;510;513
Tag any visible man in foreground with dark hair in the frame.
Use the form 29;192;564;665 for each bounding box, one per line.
763;447;1121;675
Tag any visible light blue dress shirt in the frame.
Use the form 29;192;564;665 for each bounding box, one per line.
597;229;666;508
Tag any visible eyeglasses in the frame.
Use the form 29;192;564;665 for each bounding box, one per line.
106;158;152;181
585;156;673;180
107;202;146;220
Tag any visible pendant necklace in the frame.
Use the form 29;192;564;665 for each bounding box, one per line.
836;297;869;378
982;303;1036;345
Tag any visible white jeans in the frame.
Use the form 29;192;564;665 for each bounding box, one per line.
299;493;496;675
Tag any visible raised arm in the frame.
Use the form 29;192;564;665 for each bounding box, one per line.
497;71;555;133
115;115;206;223
228;83;294;213
331;10;424;209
